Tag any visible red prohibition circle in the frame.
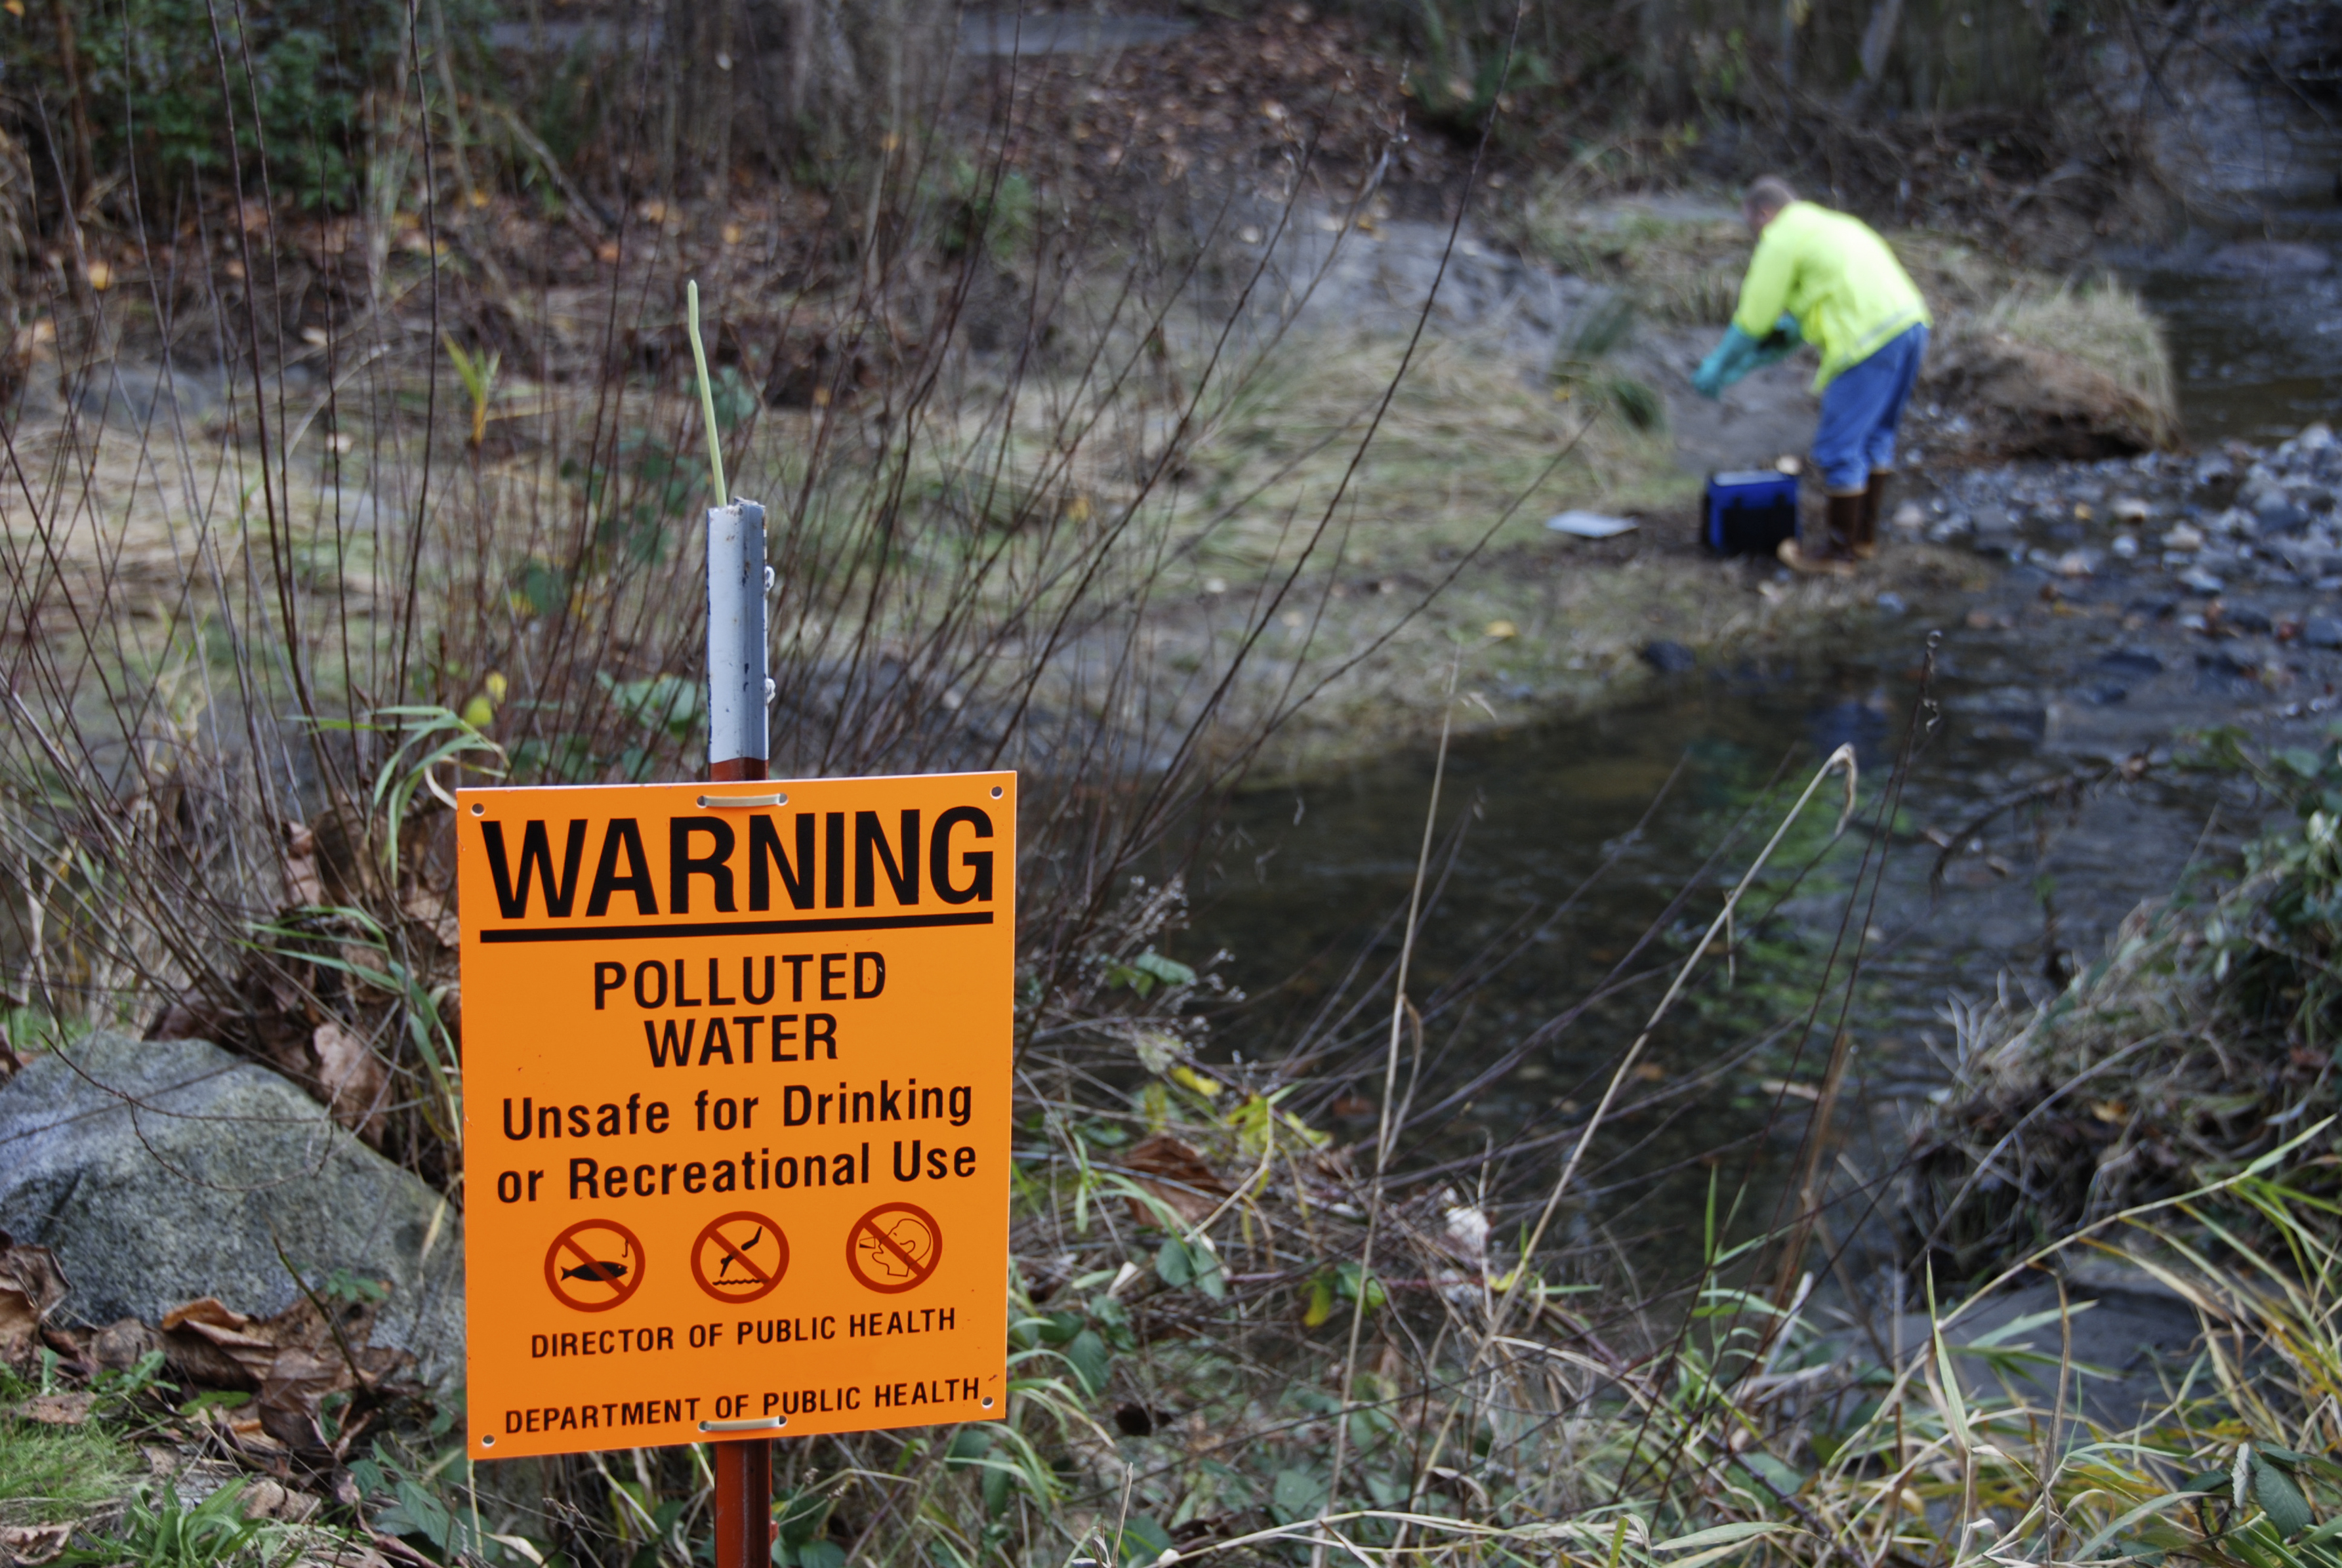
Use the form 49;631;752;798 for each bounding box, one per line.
543;1218;646;1312
846;1203;943;1294
690;1210;791;1304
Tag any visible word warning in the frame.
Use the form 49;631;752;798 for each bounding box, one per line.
459;773;1015;1459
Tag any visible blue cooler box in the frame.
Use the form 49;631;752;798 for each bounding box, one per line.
1704;470;1799;557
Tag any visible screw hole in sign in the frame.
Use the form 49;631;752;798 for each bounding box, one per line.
481;1435;495;1447
471;802;485;815
991;786;1003;798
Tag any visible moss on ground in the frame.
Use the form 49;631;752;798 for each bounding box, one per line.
0;1411;138;1524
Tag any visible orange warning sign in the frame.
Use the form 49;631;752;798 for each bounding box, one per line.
457;773;1015;1460
847;1203;943;1294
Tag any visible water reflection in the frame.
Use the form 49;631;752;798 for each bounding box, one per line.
1191;642;2226;1276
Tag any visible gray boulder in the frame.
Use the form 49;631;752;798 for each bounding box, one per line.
72;361;218;432
0;1033;462;1393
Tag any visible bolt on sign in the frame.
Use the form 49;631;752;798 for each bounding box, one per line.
457;773;1014;1460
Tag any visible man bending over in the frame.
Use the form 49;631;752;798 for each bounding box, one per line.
1693;176;1931;574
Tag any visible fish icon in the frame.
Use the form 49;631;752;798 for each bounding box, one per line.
561;1240;632;1285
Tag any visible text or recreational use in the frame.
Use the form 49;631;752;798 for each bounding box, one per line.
456;772;1016;1459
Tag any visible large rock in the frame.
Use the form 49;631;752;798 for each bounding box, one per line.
0;1033;462;1393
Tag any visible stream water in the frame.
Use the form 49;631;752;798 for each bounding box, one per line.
1183;120;2342;1284
1190;627;2238;1279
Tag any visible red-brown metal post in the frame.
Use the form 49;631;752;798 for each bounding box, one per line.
712;1438;773;1568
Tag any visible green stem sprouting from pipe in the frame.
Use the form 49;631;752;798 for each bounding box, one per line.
686;278;728;508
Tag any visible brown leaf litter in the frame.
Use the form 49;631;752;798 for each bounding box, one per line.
1121;1132;1235;1225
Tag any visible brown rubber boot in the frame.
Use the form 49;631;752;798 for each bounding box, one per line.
1852;468;1892;560
1779;491;1862;577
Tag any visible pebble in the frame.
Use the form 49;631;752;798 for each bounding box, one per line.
2099;648;2166;676
1640;639;1696;674
1937;437;2342;653
2198;647;2263;677
2257;501;2311;536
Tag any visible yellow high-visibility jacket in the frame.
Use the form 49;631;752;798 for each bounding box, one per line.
1731;201;1931;391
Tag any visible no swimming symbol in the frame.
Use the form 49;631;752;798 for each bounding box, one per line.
846;1203;942;1294
691;1211;791;1304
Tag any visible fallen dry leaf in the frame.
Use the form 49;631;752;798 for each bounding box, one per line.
92;1317;162;1372
282;819;324;905
157;1290;412;1449
312;1020;388;1142
0;1522;75;1566
1122;1133;1233;1226
239;1477;322;1522
12;1391;95;1425
0;1233;70;1371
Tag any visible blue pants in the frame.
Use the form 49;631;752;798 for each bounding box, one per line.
1813;325;1927;492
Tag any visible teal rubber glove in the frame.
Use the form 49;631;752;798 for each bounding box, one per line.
1748;314;1803;369
1692;325;1760;398
1752;314;1798;370
1693;316;1801;398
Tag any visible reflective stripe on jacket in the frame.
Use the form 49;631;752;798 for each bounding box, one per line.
1730;201;1931;391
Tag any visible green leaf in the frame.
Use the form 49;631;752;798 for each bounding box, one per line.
1193;1244;1227;1301
1302;1273;1336;1328
1065;1328;1112;1395
798;1541;846;1568
1130;951;1197;988
1269;1469;1326;1525
2256;1453;2314;1538
1656;1522;1786;1552
1155;1238;1193;1287
1735;1449;1807;1497
1334;1262;1384;1312
979;1462;1011;1519
1115;1516;1173;1567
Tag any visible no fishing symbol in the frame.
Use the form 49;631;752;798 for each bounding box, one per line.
846;1202;943;1294
544;1218;646;1313
690;1211;791;1304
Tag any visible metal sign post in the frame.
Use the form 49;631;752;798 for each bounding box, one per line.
707;499;769;787
707;496;772;1559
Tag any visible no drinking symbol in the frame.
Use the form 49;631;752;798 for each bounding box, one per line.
846;1202;943;1294
691;1211;791;1304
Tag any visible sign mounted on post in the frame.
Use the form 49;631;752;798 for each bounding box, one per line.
456;772;1015;1460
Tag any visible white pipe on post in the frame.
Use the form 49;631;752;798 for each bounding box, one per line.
706;500;768;775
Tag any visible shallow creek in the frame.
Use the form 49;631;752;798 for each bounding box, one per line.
1185;163;2342;1283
